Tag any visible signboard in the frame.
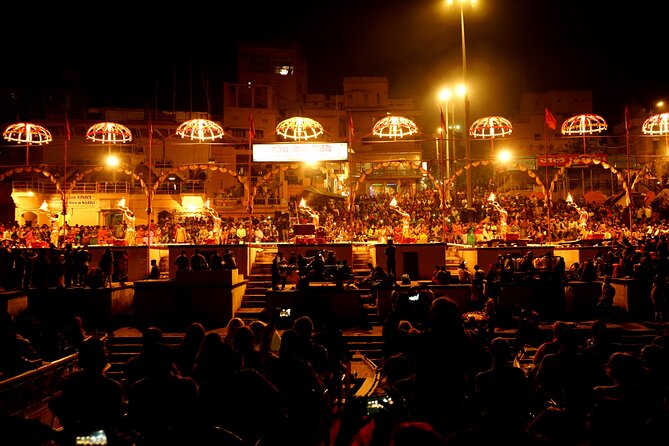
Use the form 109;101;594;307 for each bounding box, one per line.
253;143;349;162
536;153;608;167
505;157;537;171
67;194;98;208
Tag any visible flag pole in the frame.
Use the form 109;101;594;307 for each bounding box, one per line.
544;125;551;244
625;105;632;232
147;118;153;276
62;113;70;244
247;112;254;216
348;112;354;243
544;107;557;244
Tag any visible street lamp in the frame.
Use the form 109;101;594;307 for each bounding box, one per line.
448;0;476;206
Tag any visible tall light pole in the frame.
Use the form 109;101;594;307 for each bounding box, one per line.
438;88;452;188
449;0;475;207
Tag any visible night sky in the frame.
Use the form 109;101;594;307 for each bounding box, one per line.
1;1;667;125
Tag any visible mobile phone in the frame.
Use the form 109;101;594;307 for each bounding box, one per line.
408;294;420;302
75;430;107;445
365;394;394;415
279;308;291;318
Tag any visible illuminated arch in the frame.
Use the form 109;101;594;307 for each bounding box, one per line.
446;160;548;201
0;166;63;193
67;164;149;196
251;163;347;202
353;160;443;207
152;164;246;195
252;163;300;201
548;158;630;206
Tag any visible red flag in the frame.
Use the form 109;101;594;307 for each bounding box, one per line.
440;108;447;135
625;105;631;132
545;107;557;130
65;116;71;141
249;113;256;140
348;112;355;139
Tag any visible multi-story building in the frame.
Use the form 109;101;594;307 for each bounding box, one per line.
1;43;428;227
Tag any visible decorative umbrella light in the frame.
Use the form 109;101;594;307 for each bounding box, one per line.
642;113;669;156
372;115;418;139
561;113;608;155
560;114;608;136
642;113;669;135
3;122;52;165
470;116;513;189
469;116;513;139
276;117;324;141
175;118;225;141
85;122;133;144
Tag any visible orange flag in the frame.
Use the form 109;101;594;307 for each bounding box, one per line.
545;107;557;130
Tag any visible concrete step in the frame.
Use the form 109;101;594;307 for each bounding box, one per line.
235;307;267;319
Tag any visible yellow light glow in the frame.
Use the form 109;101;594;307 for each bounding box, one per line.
299;198;308;208
27;191;34;197
497;149;512;163
566;193;574;203
117;197;127;209
488;192;495;202
456;84;467;97
448;0;476;6
438;88;452;102
106;155;121;168
182;195;204;211
39;201;49;212
390;197;398;207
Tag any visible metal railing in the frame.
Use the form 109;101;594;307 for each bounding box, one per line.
0;354;78;417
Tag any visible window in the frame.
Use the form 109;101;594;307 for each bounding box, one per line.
236;155;248;176
273;65;294;75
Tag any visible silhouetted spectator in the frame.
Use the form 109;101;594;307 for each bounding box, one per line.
49;337;124;442
99;248;114;288
126;342;198;443
190;248;208;271
174;322;206;378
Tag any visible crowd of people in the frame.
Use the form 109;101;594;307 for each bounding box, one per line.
2;185;669;250
5;296;669;446
4;185;669;444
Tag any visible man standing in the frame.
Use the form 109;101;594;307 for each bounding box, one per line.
271;251;286;291
175;250;190;271
189;249;208;271
236;223;247;244
100;248;114;288
384;239;396;277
